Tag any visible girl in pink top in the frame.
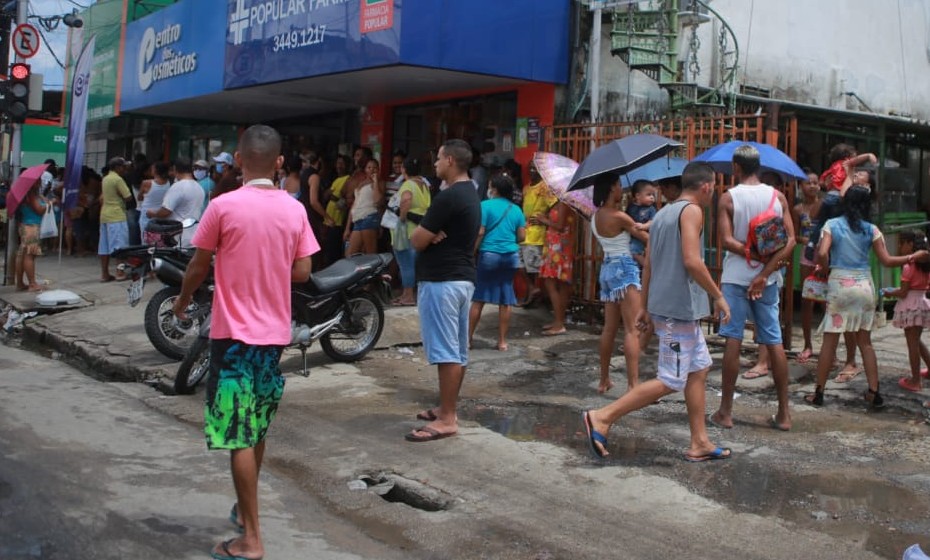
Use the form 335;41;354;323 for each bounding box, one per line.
885;230;930;392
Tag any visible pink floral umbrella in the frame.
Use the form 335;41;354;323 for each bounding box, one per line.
532;152;595;220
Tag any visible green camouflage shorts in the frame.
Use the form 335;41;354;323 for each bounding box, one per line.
204;338;285;450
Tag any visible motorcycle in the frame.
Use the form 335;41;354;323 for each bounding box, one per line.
174;252;394;395
112;219;213;361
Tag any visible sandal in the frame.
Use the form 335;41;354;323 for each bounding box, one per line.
834;366;862;383
898;377;922;393
795;348;814;364
864;385;884;409
804;385;824;406
741;366;770;380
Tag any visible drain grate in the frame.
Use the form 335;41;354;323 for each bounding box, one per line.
350;472;452;512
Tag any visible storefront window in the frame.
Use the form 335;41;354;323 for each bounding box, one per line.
392;92;517;177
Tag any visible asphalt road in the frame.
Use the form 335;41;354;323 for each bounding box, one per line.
0;344;405;560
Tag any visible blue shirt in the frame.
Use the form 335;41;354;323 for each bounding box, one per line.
198;177;215;212
822;217;881;271
627;203;656;255
17;198;45;225
479;198;525;254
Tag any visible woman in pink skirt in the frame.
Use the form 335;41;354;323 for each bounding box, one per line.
885;230;930;392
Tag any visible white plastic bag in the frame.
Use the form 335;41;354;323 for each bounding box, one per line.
39;206;58;239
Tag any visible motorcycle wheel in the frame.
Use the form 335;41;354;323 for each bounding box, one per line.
174;336;211;395
320;292;384;362
144;286;208;361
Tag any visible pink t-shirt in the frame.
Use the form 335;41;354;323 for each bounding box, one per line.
193;184;319;345
901;263;929;291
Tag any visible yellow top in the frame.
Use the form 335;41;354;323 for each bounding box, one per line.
100;171;131;224
522;181;557;246
325;175;349;226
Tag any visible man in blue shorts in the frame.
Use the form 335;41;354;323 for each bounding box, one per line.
582;163;732;461
407;138;481;442
710;145;795;432
173;125;318;559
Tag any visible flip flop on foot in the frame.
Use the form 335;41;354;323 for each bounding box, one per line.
706;413;732;430
685;447;732;462
582;411;609;459
228;504;244;533
497;343;509;351
796;348;814;364
834;366;862;383
211;539;262;560
404;425;456;442
921;368;929;379
768;415;791;432
415;408;438;421
542;327;567;336
741;366;770;380
898;377;922;393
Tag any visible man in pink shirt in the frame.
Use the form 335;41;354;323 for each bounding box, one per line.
173;124;318;560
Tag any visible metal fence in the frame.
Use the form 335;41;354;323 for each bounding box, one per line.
542;114;799;346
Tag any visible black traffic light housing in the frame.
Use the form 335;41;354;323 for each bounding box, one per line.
6;62;30;122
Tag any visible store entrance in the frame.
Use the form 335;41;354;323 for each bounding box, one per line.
392;92;517;177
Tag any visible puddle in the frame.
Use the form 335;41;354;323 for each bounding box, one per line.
459;401;669;466
458;400;930;558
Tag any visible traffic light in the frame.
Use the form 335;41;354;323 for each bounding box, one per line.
6;63;30;122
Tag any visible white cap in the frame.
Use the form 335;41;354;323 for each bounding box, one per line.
213;152;234;166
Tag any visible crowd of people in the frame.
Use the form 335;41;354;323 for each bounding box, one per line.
10;128;908;558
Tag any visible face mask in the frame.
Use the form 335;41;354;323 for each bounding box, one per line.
216;164;225;174
193;169;207;181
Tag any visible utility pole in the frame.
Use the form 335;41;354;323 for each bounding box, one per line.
3;0;26;286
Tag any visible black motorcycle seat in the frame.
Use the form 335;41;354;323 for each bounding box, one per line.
110;244;153;257
309;253;390;294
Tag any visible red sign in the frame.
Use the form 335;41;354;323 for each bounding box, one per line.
359;0;393;34
12;23;40;59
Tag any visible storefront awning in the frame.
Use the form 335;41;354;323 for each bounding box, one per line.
121;64;529;123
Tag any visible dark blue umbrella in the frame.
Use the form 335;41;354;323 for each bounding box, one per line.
691;140;806;182
620;156;688;188
567;134;684;191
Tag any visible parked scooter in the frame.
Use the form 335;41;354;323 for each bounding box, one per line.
112;219;212;360
173;253;394;394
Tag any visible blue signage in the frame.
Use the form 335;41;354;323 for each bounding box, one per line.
121;0;227;111
224;0;401;89
400;0;569;84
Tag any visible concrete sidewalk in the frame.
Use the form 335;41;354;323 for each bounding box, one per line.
0;252;923;412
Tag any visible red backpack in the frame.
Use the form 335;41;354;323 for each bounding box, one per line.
745;190;788;266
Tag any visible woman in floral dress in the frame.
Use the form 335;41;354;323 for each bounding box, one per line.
804;186;927;409
538;200;575;335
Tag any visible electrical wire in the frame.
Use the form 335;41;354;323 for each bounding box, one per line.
741;0;754;84
33;23;66;69
896;0;911;114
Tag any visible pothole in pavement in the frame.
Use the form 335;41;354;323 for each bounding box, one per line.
348;472;454;512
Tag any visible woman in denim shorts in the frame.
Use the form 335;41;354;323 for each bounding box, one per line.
591;173;648;395
344;159;383;255
468;175;526;351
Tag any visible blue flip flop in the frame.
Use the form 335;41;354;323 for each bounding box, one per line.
582;411;609;459
210;539;261;560
228;504;243;533
685;447;732;462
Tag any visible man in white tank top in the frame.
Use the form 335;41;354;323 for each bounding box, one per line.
710;145;796;432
